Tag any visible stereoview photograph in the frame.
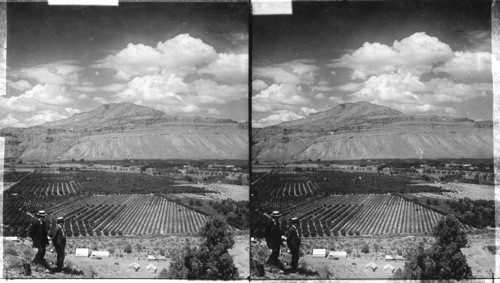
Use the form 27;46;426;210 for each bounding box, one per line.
2;2;249;279
251;0;494;280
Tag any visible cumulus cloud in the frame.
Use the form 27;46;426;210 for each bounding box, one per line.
314;93;325;99
0;84;74;113
78;94;88;100
197;53;248;84
254;60;319;85
24;110;68;126
65;107;82;116
329;96;346;105
331;32;454;79
8;79;32;92
347;72;490;114
252;109;304;128
252;79;268;91
433;51;491;83
207;108;221;115
300;107;318;116
0;114;25;128
96;34;218;80
335;82;362;92
10;60;83;86
253;84;310;112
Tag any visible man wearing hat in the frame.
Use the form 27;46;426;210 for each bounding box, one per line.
29;210;49;267
286;217;301;272
52;217;67;272
265;211;283;267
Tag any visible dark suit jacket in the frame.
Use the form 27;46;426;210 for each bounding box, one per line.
286;224;301;252
265;218;281;249
29;218;49;248
52;224;66;249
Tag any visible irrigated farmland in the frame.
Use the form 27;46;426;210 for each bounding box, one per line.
3;170;237;238
251;171;472;238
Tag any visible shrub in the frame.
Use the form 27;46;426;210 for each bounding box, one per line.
355;230;360;236
124;243;132;254
361;244;369;254
160;249;166;256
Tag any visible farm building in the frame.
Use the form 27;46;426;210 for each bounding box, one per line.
385;255;394;261
146;264;157;273
328;251;347;259
383;263;395;273
128;262;140;271
365;262;377;271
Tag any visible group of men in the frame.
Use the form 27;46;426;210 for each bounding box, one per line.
264;211;301;273
29;210;67;272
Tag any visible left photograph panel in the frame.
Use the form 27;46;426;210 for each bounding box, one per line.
2;2;249;279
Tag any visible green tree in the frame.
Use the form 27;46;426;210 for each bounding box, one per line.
162;218;239;279
397;216;472;280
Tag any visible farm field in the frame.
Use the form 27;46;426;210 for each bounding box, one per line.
5;171;206;196
181;183;249;201
4;194;208;237
274;194;469;237
251;171;482;239
3;170;248;239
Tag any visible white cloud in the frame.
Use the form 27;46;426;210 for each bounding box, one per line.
300;107;318;116
8;79;32;92
207;108;220;115
252;109;304;128
252;79;268;91
197;53;248;84
0;84;74;113
433;51;491;83
24;110;68;126
99;83;125;92
96;34;218;80
10;60;83;86
314;93;325;99
312;85;334;92
0;114;25;128
65;107;82;116
78;94;88;100
329;96;346;104
254;60;319;85
332;32;454;79
253;84;310;112
72;85;98;92
335;82;362;92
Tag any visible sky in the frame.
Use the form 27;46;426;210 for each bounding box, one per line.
252;1;492;128
2;2;248;128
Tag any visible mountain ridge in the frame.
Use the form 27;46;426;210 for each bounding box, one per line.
2;103;247;161
252;102;492;162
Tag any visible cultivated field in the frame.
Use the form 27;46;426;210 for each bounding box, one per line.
3;171;246;239
251;171;476;239
181;183;249;201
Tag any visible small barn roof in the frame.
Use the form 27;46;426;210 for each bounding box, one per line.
146;264;157;272
128;262;140;270
365;262;377;269
383;263;394;271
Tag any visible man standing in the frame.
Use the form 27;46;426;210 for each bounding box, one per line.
52;217;67;272
286;217;301;272
29;210;49;267
265;211;283;267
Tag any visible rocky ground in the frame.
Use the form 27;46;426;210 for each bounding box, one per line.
4;234;249;279
251;230;496;279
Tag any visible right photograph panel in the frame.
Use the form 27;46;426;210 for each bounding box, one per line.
251;0;494;280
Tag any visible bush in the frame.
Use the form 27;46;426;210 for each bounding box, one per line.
361;244;369;254
354;230;360;236
160;249;166;256
165;218;238;279
124;244;132;254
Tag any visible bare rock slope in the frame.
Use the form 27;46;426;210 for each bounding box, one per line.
2;103;248;161
252;102;492;162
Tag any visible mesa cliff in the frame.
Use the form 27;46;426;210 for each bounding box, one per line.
252;102;492;162
1;103;248;161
